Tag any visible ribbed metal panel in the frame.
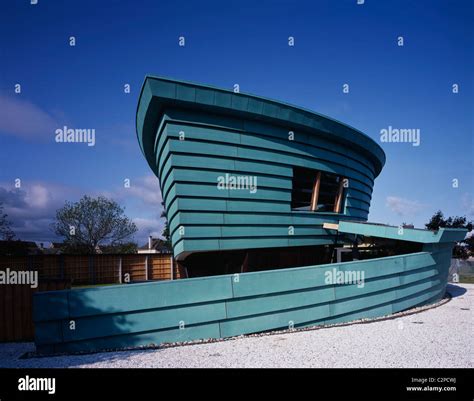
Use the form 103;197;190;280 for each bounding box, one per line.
136;77;385;259
33;244;454;355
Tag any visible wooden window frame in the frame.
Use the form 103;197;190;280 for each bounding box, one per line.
291;167;345;213
333;178;345;213
310;171;321;211
309;172;345;213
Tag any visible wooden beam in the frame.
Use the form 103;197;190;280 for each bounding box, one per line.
323;222;339;230
241;252;249;273
333;178;345;213
310;171;321;211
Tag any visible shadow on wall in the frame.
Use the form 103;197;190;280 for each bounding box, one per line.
34;283;173;361
33;277;227;361
33;249;459;360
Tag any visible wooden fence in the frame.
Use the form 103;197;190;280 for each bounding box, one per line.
0;254;181;342
0;254;180;286
0;279;71;342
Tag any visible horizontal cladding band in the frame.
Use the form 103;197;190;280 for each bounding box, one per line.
155;148;377;187
161;168;374;201
337;222;467;244
144;116;382;181
160;188;372;217
154;132;378;189
158;159;375;203
173;238;340;254
39;290;444;355
153;118;379;179
167;221;343;236
35;274;446;348
34;250;449;323
167;217;346;233
155;108;380;172
38;286;445;355
37;280;445;346
161;184;372;212
159;169;374;207
160;153;372;202
155;140;377;190
135;77;386;176
162;161;369;211
35;268;445;326
166;212;366;231
165;207;370;235
159;173;373;207
169;231;344;240
164;197;371;215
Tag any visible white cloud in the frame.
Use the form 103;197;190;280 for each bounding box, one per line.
461;193;474;216
0;94;61;140
24;184;52;209
385;196;426;217
133;217;165;244
0;182;81;241
107;174;163;207
0;176;165;242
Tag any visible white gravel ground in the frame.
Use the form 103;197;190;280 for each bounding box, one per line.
1;283;472;368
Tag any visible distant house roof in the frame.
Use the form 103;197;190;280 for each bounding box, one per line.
40;248;62;255
138;237;171;254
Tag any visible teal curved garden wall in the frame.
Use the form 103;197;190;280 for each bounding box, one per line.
136;77;386;259
33;233;461;355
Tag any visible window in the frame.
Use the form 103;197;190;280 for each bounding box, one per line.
291;167;345;213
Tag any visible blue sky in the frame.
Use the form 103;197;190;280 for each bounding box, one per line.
0;0;472;244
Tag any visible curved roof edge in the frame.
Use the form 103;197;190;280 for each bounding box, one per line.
338;221;467;243
136;75;386;177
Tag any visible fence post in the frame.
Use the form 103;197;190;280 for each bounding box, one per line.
118;256;122;284
59;254;65;279
170;255;174;280
89;255;95;285
145;255;149;281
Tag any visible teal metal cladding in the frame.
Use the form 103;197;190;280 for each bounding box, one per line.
136;77;386;259
32;79;465;355
33;233;461;355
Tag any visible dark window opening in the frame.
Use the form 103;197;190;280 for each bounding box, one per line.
180;245;334;278
291;167;345;213
178;238;424;278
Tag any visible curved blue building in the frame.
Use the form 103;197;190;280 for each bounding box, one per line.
32;77;466;355
136;76;386;276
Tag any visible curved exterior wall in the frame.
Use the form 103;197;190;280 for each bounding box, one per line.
33;233;463;355
136;77;386;259
31;79;465;355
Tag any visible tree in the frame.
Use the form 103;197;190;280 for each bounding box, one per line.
425;210;473;231
0;203;15;240
425;210;445;231
52;196;138;254
160;200;171;250
100;242;138;254
425;210;473;259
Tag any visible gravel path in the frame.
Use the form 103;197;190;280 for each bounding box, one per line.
1;283;472;368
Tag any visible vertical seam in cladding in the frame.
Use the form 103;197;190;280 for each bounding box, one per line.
221;277;234;339
62;290;70;344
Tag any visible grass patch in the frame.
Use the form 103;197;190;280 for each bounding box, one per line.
459;275;474;284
